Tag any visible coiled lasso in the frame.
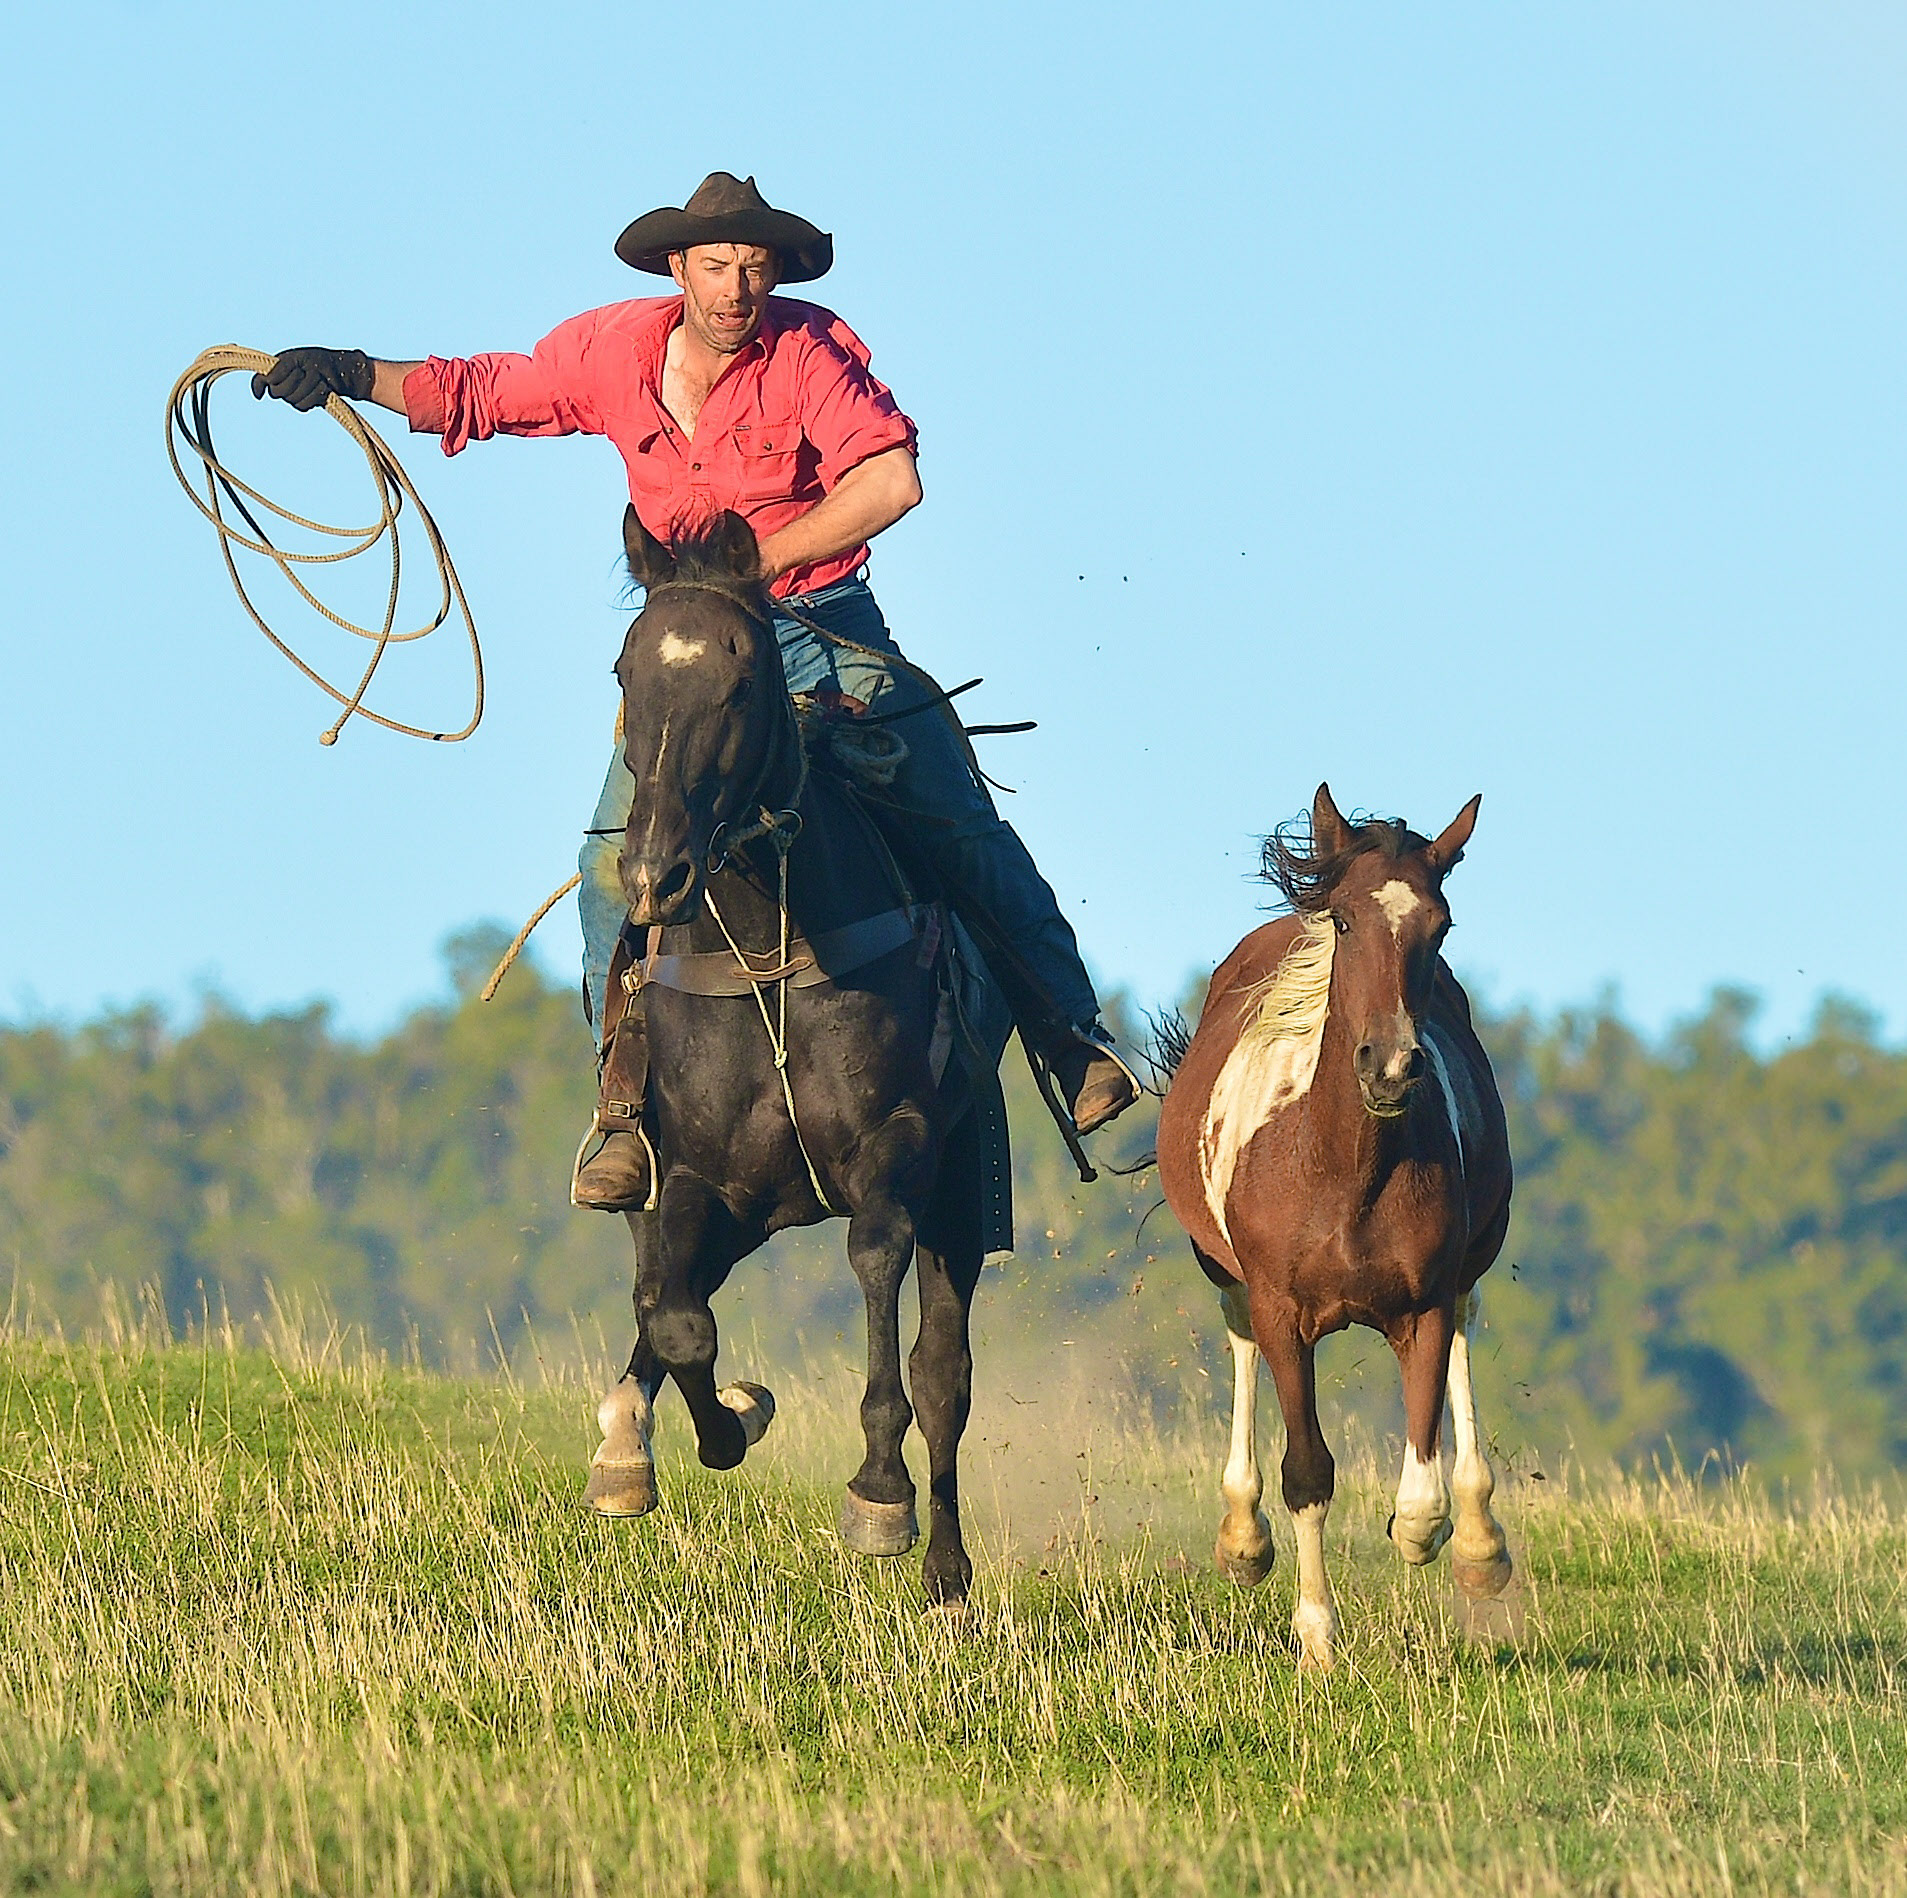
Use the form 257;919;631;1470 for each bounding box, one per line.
164;345;483;746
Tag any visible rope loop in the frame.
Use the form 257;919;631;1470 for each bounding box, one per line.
165;345;484;746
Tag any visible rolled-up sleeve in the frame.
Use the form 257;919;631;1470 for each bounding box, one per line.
797;334;918;488
403;308;609;457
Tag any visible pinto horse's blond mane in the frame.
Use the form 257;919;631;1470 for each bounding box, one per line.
1236;913;1336;1058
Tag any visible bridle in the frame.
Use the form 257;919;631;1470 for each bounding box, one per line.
629;577;838;1211
633;578;807;877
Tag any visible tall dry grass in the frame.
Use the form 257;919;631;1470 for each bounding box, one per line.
0;1291;1903;1895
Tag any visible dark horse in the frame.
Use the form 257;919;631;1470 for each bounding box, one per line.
1156;784;1515;1668
582;506;993;1606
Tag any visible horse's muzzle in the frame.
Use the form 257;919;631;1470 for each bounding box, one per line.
622;856;701;928
1355;1039;1425;1119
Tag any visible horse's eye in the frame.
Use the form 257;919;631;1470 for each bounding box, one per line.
1331;911;1350;936
728;678;753;708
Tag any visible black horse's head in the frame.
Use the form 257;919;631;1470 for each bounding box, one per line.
615;505;796;927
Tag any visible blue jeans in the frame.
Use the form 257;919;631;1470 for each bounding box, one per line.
577;579;1099;1036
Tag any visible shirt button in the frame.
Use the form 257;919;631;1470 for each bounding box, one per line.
691;461;701;471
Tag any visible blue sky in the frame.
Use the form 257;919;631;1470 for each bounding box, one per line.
2;2;1902;1044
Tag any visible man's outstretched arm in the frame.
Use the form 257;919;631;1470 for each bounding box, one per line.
755;447;922;583
251;347;422;415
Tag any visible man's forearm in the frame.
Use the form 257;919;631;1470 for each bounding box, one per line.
756;447;922;583
367;360;426;416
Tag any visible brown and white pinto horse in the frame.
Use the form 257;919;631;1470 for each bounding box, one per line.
1156;784;1515;1669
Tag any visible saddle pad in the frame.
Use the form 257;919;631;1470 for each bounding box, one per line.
644;906;918;997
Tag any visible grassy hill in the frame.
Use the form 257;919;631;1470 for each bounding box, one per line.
6;930;1907;1486
1;1323;1903;1895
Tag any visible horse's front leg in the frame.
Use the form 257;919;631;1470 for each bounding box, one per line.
1387;1302;1454;1565
584;1318;667;1516
646;1174;773;1471
1252;1290;1338;1671
1447;1289;1514;1599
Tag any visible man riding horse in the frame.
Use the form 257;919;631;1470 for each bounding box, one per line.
256;171;1138;1209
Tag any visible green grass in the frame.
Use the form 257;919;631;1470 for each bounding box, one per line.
1;1313;1904;1896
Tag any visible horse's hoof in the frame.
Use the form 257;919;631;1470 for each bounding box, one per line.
1215;1530;1276;1588
924;1596;971;1634
717;1380;776;1448
1453;1548;1514;1601
583;1460;657;1518
1387;1511;1453;1567
838;1490;918;1557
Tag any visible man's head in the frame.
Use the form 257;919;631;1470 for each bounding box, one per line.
668;242;779;355
616;173;832;284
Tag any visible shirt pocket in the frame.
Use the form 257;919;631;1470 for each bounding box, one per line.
728;419;805;504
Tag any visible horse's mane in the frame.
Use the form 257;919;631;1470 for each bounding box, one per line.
1237;914;1336;1060
1259;811;1430;915
645;516;772;615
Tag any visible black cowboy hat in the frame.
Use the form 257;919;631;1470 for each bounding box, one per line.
615;172;833;283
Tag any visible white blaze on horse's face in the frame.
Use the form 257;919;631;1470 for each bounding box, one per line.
1373;880;1420;937
657;631;708;668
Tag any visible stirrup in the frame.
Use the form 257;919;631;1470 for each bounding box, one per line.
571;1123;659;1213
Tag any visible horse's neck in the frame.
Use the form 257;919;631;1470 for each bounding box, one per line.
680;778;886;956
1296;1006;1406;1204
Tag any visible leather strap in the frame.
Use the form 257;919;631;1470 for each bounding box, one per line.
645;906;919;997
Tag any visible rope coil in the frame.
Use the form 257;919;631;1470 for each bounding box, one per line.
165;345;483;746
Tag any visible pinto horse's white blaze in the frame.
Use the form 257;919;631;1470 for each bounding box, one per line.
1213;1283;1275;1584
1373;879;1421;936
1198;916;1335;1249
1389;1440;1451;1565
1447;1291;1514;1598
656;631;708;668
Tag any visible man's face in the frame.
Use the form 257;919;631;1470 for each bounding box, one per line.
669;243;779;354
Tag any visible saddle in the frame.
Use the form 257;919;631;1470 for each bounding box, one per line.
596;699;1016;1253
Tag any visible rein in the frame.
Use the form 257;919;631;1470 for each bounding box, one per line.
645;578;844;1214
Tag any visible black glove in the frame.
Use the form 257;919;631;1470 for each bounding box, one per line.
250;346;376;411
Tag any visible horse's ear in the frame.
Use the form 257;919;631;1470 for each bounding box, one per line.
623;504;675;590
1426;793;1482;874
704;509;762;583
1312;782;1351;855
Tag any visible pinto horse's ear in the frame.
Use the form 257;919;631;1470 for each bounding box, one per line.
703;509;762;583
623;504;675;591
1426;793;1482;874
1312;782;1351;855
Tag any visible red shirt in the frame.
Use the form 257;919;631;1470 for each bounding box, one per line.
402;296;918;598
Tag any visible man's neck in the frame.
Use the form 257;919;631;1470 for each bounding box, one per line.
661;312;757;439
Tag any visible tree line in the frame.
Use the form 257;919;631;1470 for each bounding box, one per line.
2;926;1902;1481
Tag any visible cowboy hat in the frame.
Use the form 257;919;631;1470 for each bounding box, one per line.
615;172;833;282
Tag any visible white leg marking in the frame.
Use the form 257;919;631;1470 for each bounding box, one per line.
1389;1440;1451;1565
1290;1501;1338;1669
656;631;708;667
1373;880;1421;936
1447;1291;1513;1598
1213;1284;1274;1584
585;1374;659;1516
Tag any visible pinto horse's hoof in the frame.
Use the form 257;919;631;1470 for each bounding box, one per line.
583;1459;658;1518
717;1380;776;1448
838;1490;919;1557
1387;1511;1453;1567
1453;1548;1514;1601
1214;1534;1276;1588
